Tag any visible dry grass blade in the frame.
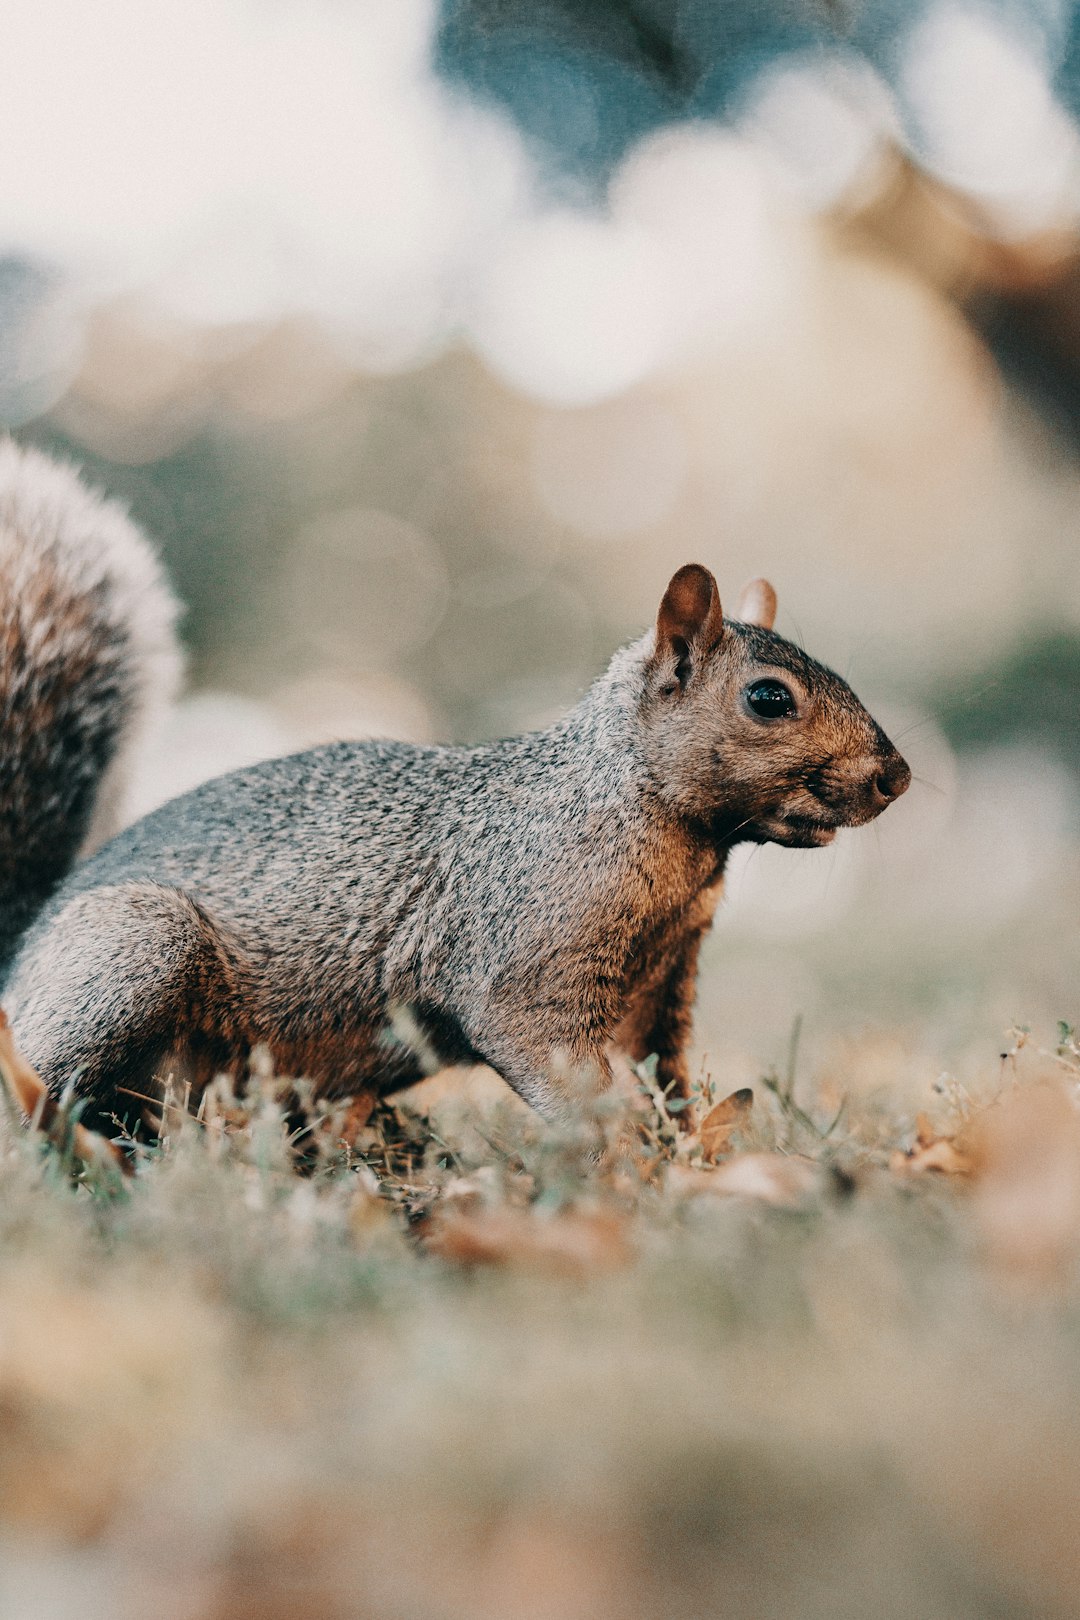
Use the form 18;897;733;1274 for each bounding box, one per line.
0;1008;130;1175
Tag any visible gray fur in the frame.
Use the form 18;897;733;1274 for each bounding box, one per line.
0;468;909;1131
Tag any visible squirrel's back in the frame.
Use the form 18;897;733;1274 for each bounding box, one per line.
0;441;181;975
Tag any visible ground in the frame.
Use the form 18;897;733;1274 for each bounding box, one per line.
0;1025;1078;1620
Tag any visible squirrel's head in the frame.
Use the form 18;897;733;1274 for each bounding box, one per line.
640;564;910;849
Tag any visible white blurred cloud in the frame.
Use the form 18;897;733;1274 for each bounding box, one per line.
470;209;675;405
0;0;825;407
0;0;1077;409
901;3;1080;235
0;0;529;367
738;54;898;212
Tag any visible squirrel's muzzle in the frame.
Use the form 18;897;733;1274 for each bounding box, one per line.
826;744;911;831
869;751;911;813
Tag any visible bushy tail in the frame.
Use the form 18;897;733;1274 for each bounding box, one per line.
0;441;182;975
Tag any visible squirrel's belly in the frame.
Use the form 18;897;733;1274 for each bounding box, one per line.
263;1025;425;1099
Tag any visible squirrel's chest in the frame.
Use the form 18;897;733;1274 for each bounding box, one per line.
618;878;723;998
607;880;723;1063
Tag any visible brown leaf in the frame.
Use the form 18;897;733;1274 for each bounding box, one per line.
0;1008;129;1175
0;1007;46;1119
967;1081;1080;1289
890;1114;974;1177
423;1206;632;1276
699;1087;754;1161
390;1065;525;1117
436;1166;522;1214
667;1152;822;1206
348;1166;392;1238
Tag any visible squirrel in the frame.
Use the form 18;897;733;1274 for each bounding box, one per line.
0;439;910;1134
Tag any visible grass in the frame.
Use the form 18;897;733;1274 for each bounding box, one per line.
1;1027;1079;1619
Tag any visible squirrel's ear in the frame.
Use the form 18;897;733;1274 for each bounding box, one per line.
654;564;724;685
736;577;777;630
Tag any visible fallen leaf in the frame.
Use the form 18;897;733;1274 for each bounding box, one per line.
699;1087;754;1161
967;1081;1080;1289
890;1113;974;1177
0;1008;129;1175
667;1152;822;1207
437;1167;502;1212
423;1206;632;1276
349;1166;392;1238
390;1065;526;1117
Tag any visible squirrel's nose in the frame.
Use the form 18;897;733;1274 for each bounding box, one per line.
872;754;911;806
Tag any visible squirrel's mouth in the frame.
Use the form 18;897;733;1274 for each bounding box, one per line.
764;812;839;848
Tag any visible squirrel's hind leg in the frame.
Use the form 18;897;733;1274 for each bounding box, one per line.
477;1026;615;1128
4;881;253;1133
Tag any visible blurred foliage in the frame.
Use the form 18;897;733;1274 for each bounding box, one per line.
439;0;676;183
22;355;628;736
439;0;1080;139
1;1037;1080;1617
932;628;1080;783
24;423;268;672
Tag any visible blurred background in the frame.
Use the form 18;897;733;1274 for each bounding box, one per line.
2;0;1078;1087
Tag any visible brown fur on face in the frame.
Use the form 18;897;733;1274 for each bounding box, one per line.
640;564;910;849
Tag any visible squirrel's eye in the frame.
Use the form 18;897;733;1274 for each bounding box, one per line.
744;679;796;720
